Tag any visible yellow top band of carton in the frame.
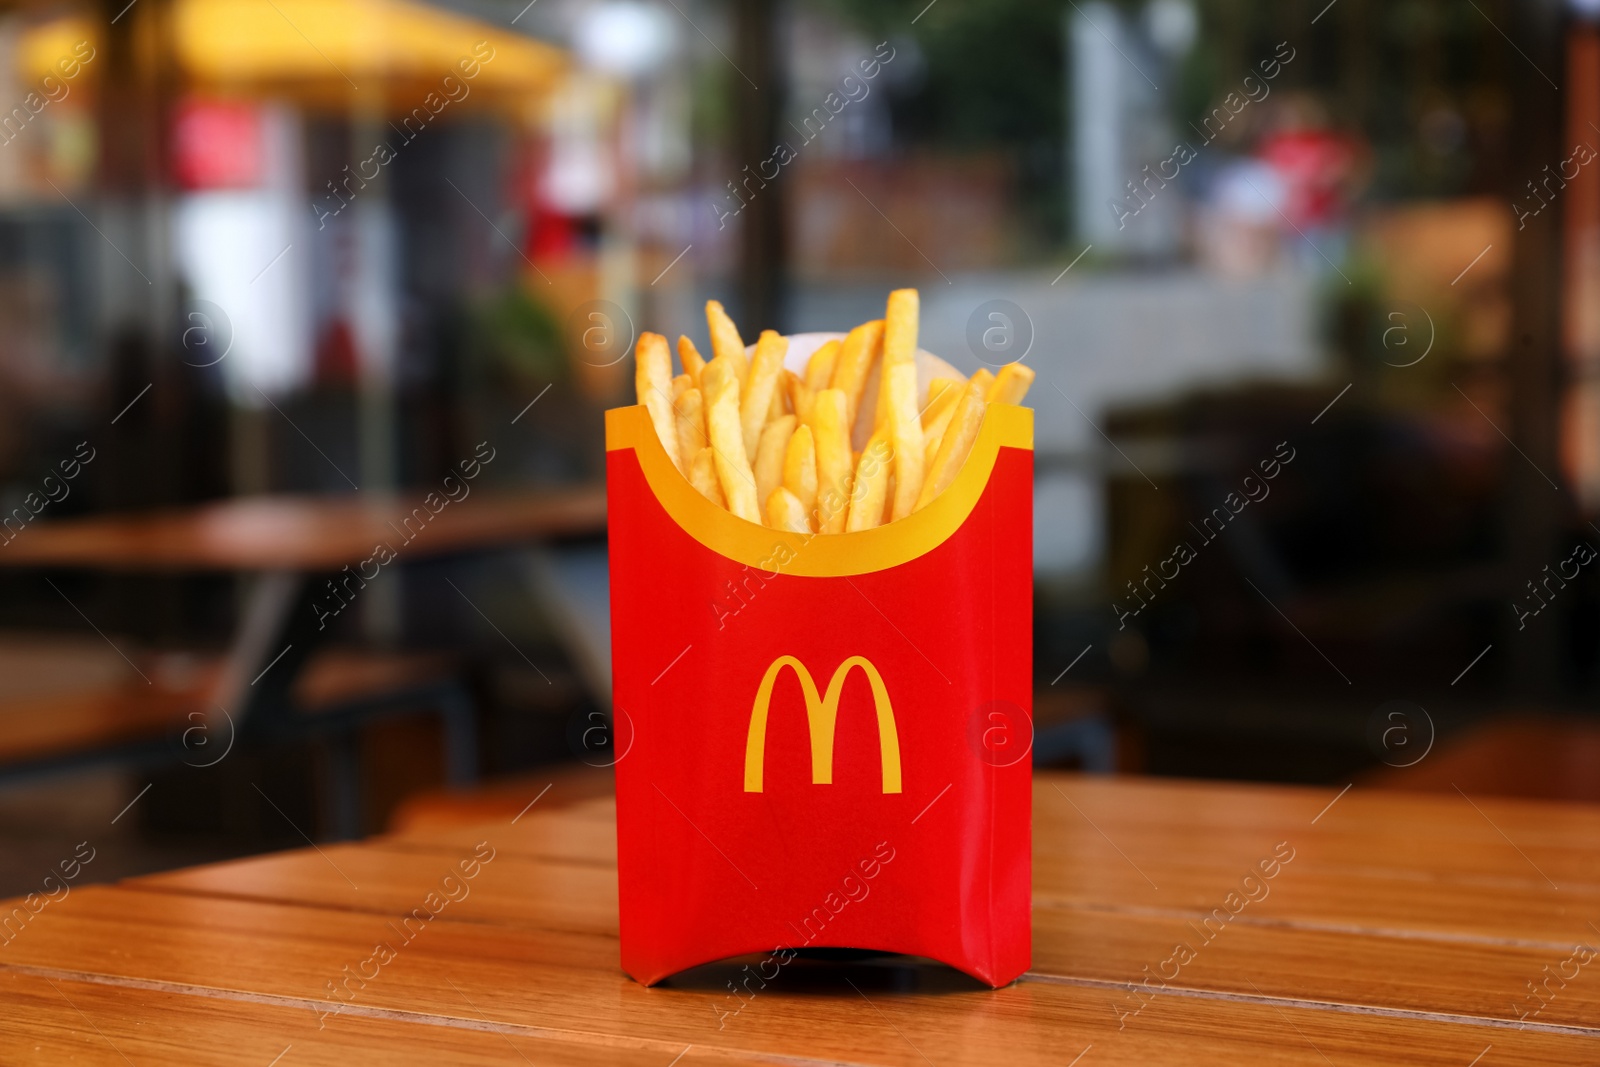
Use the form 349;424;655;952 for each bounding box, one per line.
605;403;1033;577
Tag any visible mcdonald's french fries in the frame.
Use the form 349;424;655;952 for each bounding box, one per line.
922;378;959;427
700;354;735;410
708;378;760;523
706;301;749;386
635;332;680;473
742;330;788;456
677;335;706;386
847;430;893;532
884;360;925;521
805;339;840;390
630;290;1034;533
785;369;815;425
783;424;818;515
917;378;987;510
812;388;854;534
833;319;884;430
883;289;919;368
924;388;961;443
753;414;797;516
989;362;1036;406
688;447;723;506
766;486;811;533
675;387;706;456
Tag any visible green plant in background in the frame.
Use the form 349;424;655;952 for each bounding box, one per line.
463;284;566;385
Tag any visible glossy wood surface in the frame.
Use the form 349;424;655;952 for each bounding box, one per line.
4;772;1597;1064
0;488;606;572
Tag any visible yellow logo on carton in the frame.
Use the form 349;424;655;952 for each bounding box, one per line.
743;656;902;793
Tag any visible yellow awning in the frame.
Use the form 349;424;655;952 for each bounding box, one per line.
21;0;566;106
17;13;90;87
175;0;565;95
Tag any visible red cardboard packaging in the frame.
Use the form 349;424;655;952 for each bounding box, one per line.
606;340;1033;987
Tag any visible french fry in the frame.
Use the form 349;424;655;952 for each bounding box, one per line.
675;387;706;454
786;369;815;425
705;301;749;387
708;378;761;522
753;414;797;523
634;332;680;472
700;355;735;410
924;395;960;443
923;376;964;440
741;330;788;457
642;290;1031;528
883;288;919;368
847;430;894;531
884;360;925;521
811;388;854;534
689;447;724;506
875;290;919;433
805;339;841;390
830;319;884;430
783;424;818;521
988;362;1036;405
677;335;707;386
922;377;960;427
766;487;811;534
874;366;890;434
915;378;986;511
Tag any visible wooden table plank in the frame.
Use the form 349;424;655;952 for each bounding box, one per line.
386;779;1599;949
0;887;1591;1067
0;970;726;1067
135;840;620;939
11;772;1600;1063
127;830;1600;1033
130;774;1600;1031
395;775;1600;891
1041;776;1600;887
1028;906;1600;1032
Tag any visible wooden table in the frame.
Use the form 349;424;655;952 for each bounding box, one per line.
0;490;607;573
4;772;1597;1064
0;489;606;825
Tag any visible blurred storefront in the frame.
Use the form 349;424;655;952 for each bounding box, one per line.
0;0;633;507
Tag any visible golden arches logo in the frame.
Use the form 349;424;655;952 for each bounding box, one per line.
743;655;902;794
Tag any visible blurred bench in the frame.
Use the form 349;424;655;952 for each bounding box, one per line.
0;490;607;837
0;637;478;834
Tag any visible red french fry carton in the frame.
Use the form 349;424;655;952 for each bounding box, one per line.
605;345;1033;988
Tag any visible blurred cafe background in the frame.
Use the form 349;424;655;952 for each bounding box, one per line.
0;0;1596;891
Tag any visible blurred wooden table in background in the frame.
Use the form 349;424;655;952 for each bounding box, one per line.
0;489;607;572
0;489;608;829
2;771;1597;1064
